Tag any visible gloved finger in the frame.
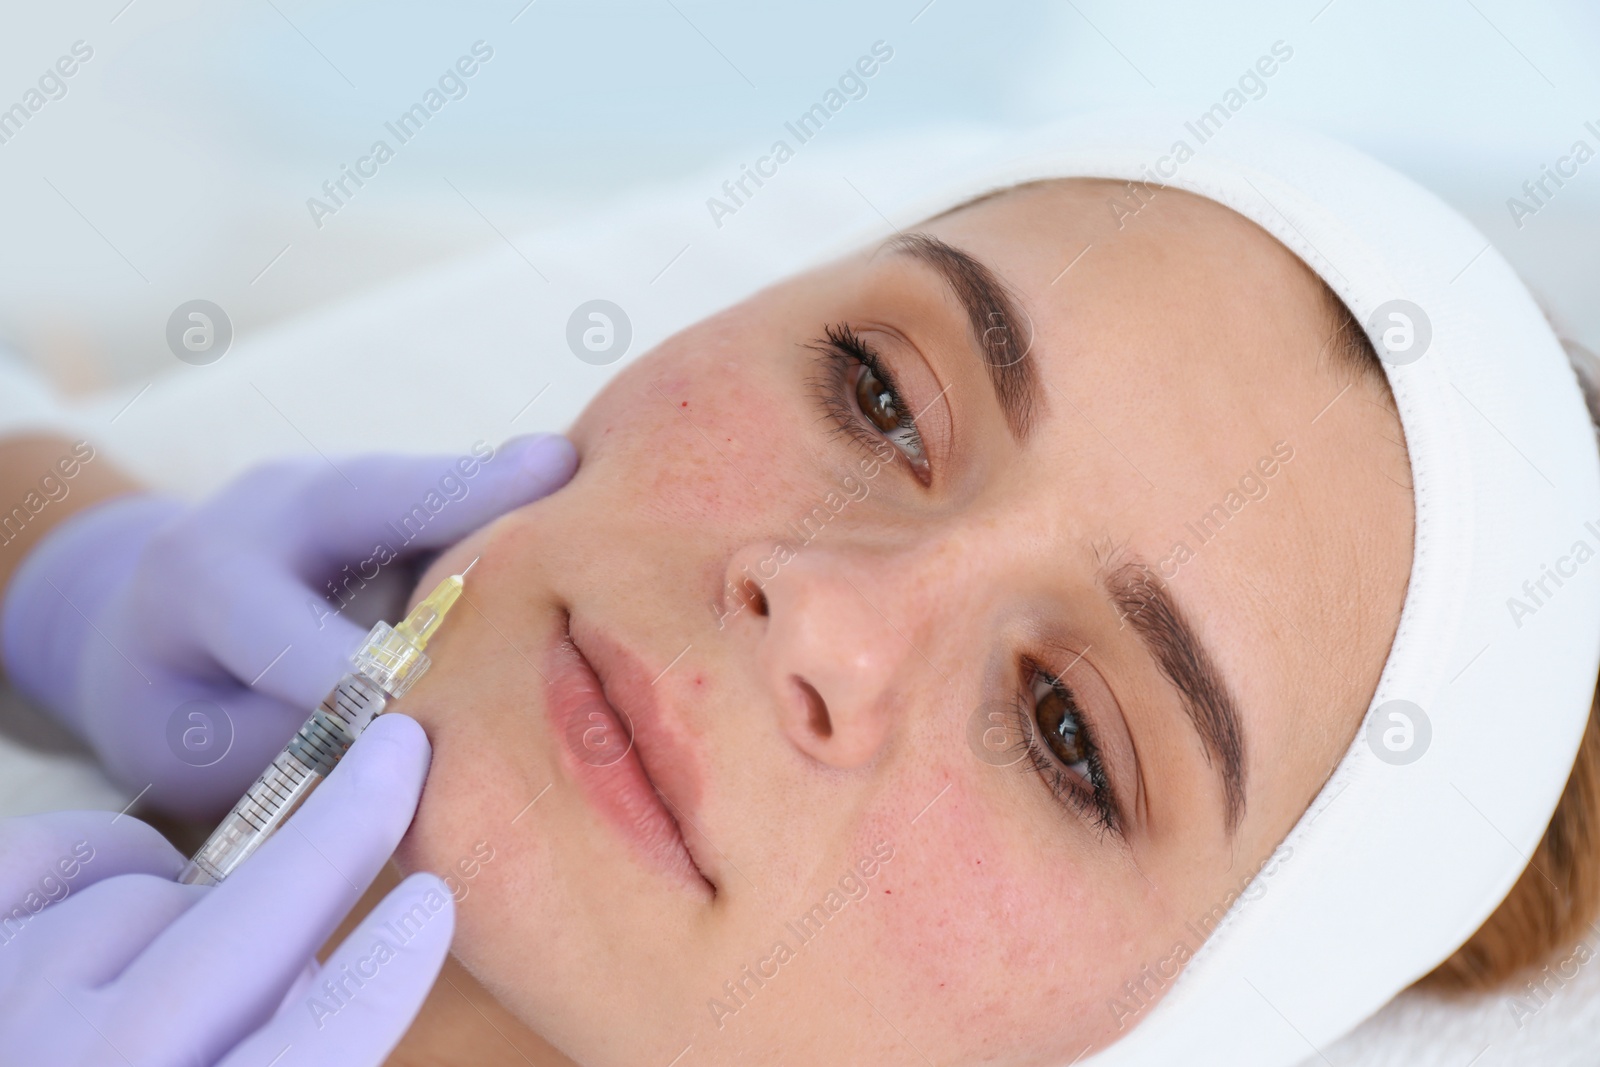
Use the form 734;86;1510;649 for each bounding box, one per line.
0;811;184;907
274;957;322;1015
194;554;371;710
22;873;205;986
289;434;577;566
216;873;453;1067
115;714;430;1059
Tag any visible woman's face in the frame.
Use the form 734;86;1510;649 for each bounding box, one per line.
396;179;1413;1065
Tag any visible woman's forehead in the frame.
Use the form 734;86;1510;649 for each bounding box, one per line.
902;180;1365;458
922;178;1331;337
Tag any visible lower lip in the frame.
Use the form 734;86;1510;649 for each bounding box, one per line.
543;619;712;898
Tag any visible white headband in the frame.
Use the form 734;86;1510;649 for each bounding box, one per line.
869;111;1600;1064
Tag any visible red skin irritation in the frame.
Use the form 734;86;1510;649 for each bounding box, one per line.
856;778;1095;1053
629;368;791;530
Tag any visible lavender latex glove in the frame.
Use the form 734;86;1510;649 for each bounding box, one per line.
0;714;450;1067
0;434;576;818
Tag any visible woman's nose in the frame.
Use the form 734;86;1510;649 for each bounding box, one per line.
721;542;925;770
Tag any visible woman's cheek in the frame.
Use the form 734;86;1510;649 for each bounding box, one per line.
390;584;560;929
584;338;822;533
848;777;1128;1054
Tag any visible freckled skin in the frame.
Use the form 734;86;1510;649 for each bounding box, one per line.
393;180;1413;1065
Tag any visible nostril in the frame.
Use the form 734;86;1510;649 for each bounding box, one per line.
737;577;769;617
795;677;831;739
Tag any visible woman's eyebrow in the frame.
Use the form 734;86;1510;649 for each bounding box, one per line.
882;232;1039;440
1101;559;1248;835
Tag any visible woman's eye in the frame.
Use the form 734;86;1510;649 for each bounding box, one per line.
850;363;927;469
809;323;930;481
1016;666;1121;837
856;364;903;432
1033;672;1090;780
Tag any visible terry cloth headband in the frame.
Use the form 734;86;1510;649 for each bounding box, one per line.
866;110;1600;1065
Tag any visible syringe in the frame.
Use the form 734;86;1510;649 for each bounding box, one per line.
178;560;475;886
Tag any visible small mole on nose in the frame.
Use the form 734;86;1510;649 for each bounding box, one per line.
680;401;688;408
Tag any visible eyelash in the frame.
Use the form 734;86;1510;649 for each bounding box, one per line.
1007;662;1123;838
806;323;929;481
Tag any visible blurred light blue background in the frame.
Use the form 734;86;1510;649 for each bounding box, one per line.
2;0;1597;388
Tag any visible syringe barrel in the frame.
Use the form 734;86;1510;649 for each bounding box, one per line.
177;673;389;886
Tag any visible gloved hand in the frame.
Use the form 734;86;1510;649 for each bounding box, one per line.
0;714;449;1067
0;433;575;817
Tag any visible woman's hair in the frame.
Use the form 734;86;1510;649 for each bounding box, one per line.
1325;287;1600;993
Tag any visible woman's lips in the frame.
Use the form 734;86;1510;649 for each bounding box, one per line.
544;614;714;898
